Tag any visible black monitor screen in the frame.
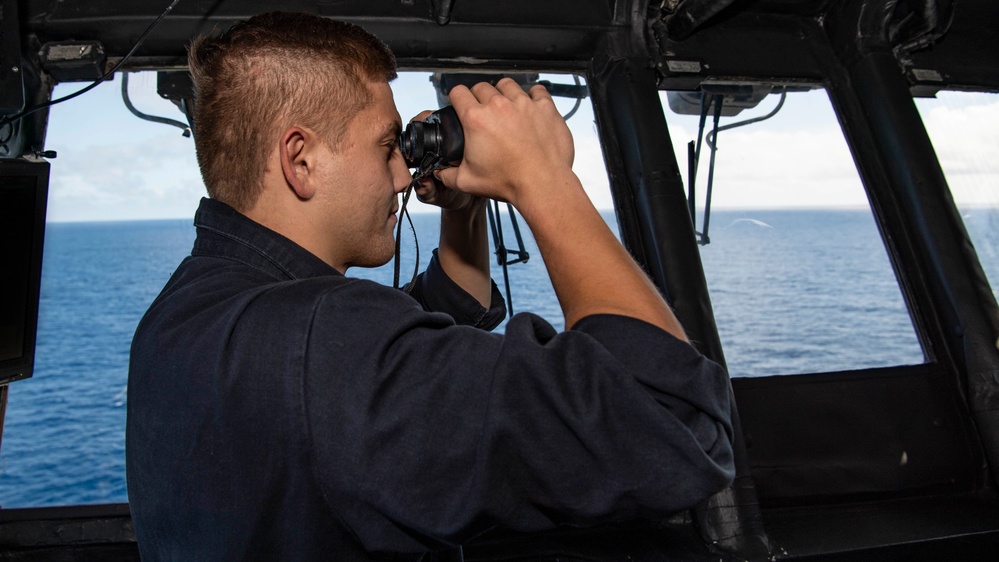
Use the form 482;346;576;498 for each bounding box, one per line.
0;159;48;384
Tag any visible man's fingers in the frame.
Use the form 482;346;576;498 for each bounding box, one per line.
528;83;554;102
434;167;458;190
468;81;502;104
450;79;543;113
414;178;435;198
410;110;434;123
413;177;432;192
495;77;528;99
447;85;476;109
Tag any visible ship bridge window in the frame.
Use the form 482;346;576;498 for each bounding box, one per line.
914;91;999;300
0;72;200;508
660;86;925;377
0;70;609;507
356;71;612;334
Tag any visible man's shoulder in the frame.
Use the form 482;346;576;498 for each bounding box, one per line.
130;258;424;380
150;256;416;325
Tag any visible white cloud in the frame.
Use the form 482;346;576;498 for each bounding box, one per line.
916;94;999;207
570;119;613;210
42;73;996;222
692;127;868;209
46;132;204;222
662;93;873;210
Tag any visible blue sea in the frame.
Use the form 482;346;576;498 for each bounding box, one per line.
1;208;996;508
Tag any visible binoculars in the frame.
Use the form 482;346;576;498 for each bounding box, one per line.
399;106;464;172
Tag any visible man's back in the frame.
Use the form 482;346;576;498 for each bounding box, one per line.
127;199;734;559
128;13;734;559
127;202;369;560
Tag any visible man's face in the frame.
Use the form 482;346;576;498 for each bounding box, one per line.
319;81;411;271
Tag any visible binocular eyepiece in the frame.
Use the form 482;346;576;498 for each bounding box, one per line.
399;106;464;171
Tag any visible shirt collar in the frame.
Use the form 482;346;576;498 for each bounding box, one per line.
192;197;340;281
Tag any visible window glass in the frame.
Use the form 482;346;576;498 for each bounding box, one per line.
1;73;199;507
0;71;609;507
914;91;999;299
660;88;925;376
357;72;613;333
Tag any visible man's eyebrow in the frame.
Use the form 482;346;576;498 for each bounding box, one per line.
379;121;402;141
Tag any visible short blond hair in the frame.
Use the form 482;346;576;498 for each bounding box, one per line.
188;12;397;211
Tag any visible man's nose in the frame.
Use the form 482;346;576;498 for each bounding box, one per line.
391;149;411;193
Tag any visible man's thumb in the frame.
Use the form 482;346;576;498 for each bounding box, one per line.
433;167;459;189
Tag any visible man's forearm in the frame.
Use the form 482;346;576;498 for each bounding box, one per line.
438;199;492;308
517;170;688;341
432;79;686;339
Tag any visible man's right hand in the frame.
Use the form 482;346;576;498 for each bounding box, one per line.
435;78;688;342
433;78;575;208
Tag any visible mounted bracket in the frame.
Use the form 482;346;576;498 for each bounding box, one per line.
0;0;23;116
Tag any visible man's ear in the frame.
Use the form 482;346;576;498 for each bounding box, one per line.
279;126;318;200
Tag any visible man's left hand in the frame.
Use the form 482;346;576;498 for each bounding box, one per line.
409;110;484;213
415;176;484;213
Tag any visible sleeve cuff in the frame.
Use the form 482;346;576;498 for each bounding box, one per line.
407;250;507;331
570;314;701;371
570;314;732;427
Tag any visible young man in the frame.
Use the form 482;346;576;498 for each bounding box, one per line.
126;11;734;561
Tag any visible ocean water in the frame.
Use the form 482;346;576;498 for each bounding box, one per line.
1;208;995;508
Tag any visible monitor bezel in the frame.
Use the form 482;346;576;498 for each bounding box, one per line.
0;158;49;386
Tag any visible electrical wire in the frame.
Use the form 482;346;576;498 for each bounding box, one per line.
121;72;192;137
394;74;581;302
393;175;423;292
706;89;787;149
690;89;788;245
561;75;583;120
0;0;182;128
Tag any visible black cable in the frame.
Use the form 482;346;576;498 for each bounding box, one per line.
689;89;787;245
393;179;420;292
178;98;193;127
690;92;711;244
121;72;191;137
687;140;696;227
0;0;182;128
504;204;529;265
560;75;583;121
394;154;449;291
706;90;787;149
691;92;710;194
702;94;724;245
487;200;516;317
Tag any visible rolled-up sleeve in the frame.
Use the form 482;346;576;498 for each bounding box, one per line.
405;250;506;331
303;280;734;555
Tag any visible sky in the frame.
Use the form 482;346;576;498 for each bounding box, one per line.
40;71;998;222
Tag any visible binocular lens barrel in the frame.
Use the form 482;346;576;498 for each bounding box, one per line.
399;106;464;169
